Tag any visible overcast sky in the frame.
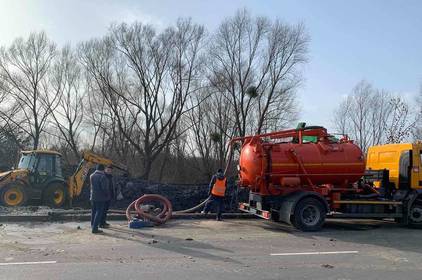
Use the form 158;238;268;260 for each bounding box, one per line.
1;0;421;130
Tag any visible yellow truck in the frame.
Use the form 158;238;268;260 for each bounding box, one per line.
367;143;422;190
0;150;126;207
366;142;422;225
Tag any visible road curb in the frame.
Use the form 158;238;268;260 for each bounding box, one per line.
0;212;255;223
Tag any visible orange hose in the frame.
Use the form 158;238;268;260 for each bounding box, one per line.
126;194;173;225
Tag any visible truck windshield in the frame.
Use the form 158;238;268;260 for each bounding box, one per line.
18;154;36;170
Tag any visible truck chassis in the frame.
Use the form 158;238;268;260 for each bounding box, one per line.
238;170;422;231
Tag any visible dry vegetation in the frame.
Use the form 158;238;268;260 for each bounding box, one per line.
0;9;420;182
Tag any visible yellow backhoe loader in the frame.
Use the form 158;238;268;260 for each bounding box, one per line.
0;150;127;207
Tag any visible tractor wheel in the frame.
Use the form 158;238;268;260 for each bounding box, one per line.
43;183;67;208
291;197;326;232
1;182;28;207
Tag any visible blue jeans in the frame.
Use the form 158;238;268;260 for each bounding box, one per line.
91;201;106;231
203;195;224;219
100;200;111;226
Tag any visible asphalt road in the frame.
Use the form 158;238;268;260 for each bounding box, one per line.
0;219;422;280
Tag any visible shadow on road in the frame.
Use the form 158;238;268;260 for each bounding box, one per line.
104;225;241;264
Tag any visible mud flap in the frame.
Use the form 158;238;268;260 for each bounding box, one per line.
277;191;329;225
278;199;295;225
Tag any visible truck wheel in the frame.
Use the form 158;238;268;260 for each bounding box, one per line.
43;183;67;208
292;197;326;231
408;204;422;228
1;183;28;207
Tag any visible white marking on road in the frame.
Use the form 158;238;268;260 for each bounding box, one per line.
0;261;57;266
271;251;359;256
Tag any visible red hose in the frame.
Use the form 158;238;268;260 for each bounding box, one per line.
126;194;173;225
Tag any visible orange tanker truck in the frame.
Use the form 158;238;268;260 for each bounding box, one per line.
232;124;422;231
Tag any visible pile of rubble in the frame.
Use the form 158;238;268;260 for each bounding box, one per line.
73;177;247;212
0;206;53;216
0;178;247;214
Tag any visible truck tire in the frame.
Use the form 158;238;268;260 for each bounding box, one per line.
408;203;422;228
291;197;326;231
1;182;28;207
43;183;67;208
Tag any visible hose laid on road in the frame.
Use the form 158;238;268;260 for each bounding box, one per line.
174;196;211;214
125;194;212;224
126;194;172;225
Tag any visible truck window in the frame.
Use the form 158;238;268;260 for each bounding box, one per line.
399;150;411;189
302;136;317;143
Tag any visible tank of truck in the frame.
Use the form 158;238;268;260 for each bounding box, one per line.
237;127;366;195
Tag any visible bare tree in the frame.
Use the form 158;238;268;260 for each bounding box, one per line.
334;81;390;151
368;90;391;145
85;82;108;151
0;125;26;170
80;19;206;179
49;45;85;159
333;99;351;135
0;32;59;149
385;97;416;143
186;87;235;179
0;10;307;183
208;9;307;137
333;80;415;151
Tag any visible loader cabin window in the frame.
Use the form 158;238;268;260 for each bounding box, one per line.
36;155;55;176
55;155;62;177
18;153;37;171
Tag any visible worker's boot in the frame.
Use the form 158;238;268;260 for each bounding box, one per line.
92;229;103;234
100;223;110;228
201;210;208;217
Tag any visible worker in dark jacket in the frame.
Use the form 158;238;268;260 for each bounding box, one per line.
100;164;114;228
202;168;227;221
90;164;110;234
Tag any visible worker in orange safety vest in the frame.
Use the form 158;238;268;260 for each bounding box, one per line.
202;168;227;221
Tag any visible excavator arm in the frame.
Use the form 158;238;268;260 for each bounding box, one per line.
67;151;127;200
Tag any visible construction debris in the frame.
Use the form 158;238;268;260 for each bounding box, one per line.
73;177;248;212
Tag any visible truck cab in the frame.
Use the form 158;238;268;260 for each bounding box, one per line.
366;143;422;190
